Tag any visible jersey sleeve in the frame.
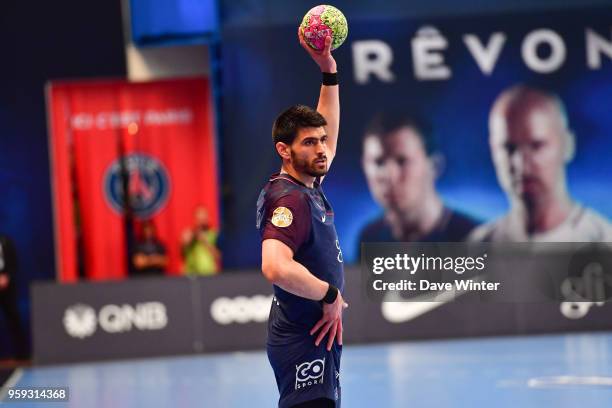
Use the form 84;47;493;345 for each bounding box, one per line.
261;191;311;253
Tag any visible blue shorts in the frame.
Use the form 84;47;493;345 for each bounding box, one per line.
267;338;342;408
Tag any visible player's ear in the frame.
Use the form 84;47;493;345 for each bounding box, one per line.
276;142;291;161
564;129;576;163
430;152;445;180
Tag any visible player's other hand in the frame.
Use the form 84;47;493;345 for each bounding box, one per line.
298;27;337;74
310;291;348;351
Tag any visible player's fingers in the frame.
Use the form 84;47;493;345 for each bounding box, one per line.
298;26;321;57
327;320;338;351
310;317;326;336
337;318;343;346
315;320;334;346
298;26;311;50
297;26;307;47
324;35;332;54
343;302;348;309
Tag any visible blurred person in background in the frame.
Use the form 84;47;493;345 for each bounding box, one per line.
359;112;478;251
470;85;612;242
181;206;220;276
0;234;28;360
131;220;168;277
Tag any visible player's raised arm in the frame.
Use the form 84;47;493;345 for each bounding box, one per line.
298;28;340;164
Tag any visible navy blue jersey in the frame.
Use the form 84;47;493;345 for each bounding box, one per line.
257;173;344;407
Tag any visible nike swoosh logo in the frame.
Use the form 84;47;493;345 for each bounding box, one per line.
381;276;481;323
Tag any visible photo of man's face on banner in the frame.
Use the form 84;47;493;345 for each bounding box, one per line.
220;7;612;267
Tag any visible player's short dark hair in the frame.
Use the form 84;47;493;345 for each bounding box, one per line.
363;111;437;156
272;105;327;146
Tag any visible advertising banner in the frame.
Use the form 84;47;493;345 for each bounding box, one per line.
220;7;612;267
48;78;219;281
31;269;612;364
31;277;196;364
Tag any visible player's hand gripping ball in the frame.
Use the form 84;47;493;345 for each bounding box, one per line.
300;5;348;51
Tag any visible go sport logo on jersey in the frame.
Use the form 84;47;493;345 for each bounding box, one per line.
295;358;325;390
104;153;170;219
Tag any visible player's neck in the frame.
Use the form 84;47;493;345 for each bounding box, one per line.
280;166;315;188
512;193;574;234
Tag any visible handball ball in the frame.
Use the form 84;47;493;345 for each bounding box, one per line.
300;5;348;51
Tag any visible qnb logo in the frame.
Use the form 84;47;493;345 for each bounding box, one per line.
210;295;273;325
295;358;325;390
98;302;168;333
63;302;168;339
63;304;97;339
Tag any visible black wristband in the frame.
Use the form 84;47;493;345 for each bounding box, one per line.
322;72;338;86
322;284;339;304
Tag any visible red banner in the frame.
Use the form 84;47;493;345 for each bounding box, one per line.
47;78;219;282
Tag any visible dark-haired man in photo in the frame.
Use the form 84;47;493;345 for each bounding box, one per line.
256;29;346;408
358;112;479;250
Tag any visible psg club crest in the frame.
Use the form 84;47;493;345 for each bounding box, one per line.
104;153;170;219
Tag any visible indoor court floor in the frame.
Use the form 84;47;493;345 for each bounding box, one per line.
2;332;612;407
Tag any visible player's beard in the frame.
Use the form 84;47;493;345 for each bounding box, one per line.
291;150;328;178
